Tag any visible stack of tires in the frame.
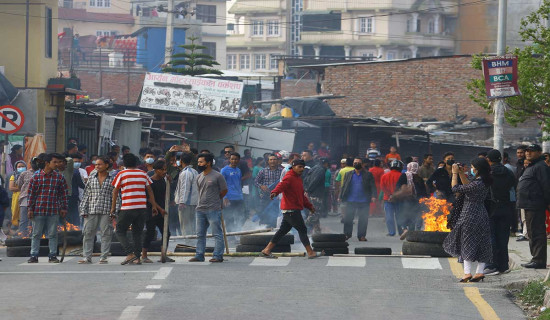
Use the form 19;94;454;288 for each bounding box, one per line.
236;233;294;253
311;233;349;256
5;230;82;257
402;231;451;257
94;230;162;256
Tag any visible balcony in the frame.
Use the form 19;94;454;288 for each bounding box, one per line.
302;0;458;14
229;0;286;15
227;34;286;49
298;31;454;48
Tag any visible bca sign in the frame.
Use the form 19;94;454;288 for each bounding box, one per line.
482;56;520;99
0;105;25;134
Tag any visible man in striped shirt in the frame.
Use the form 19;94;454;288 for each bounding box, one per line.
111;154;162;265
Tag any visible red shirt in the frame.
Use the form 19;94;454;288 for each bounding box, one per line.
85;164;95;175
380;169;402;201
112;169;152;210
272;169;313;211
369;166;385;191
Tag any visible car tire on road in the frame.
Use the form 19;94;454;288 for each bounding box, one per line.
313;247;349;256
405;231;449;244
6;246;57;257
239;234;294;246
401;241;451;257
5;238;50;247
312;233;347;242
354;247;392;255
236;244;291;253
311;242;349;248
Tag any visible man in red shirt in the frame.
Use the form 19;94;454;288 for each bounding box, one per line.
369;159;385;216
260;159;322;259
380;160;404;236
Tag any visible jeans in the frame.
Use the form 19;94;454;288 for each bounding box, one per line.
195;210;224;260
82;214;113;260
178;205;196;238
30;215;59;257
18;206;31;237
271;210;310;247
384;201;399;236
343;202;370;239
116;209;146;258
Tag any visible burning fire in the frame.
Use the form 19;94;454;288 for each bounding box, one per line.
420;197;451;232
57;222;81;232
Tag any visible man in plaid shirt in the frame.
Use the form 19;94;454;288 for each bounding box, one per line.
254;154;282;225
27;153;69;263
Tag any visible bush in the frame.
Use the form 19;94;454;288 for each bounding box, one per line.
519;281;546;306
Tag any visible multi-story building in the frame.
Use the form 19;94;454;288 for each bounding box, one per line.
227;0;458;75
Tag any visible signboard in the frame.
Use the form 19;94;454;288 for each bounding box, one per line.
0;105;24;134
99;114;115;140
482;56;520;99
139;72;244;119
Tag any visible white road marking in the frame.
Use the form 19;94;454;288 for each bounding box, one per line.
326;257;366;267
401;258;442;269
249;257;291;266
172;257;211;265
146;284;161;290
136;292;155;300
20;257;74;266
152;267;172;280
118;306;143;320
0;271;156;275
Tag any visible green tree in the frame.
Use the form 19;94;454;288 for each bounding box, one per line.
467;0;550;129
163;36;223;76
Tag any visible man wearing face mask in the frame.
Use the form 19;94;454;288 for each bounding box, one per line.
339;158;377;240
85;155;98;175
138;150;156;175
427;151;461;202
68;153;86;226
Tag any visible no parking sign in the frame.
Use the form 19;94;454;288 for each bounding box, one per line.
0;105;24;134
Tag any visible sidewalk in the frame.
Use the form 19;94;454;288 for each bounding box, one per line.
507;235;550;280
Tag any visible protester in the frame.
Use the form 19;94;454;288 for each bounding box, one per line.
142;160;174;263
16;158;40;237
174;152;198;239
6;145;24;175
368;159;385;216
339;158;377;241
303;158;329;233
517;158;531;242
222;145;251;181
334;158;354;201
503;152;516;175
111;154;161;265
122;146;131;156
138;150;156;174
427;152;458;201
384;146;401;164
366;142;381;163
190;153;228;263
301;149;315;168
221;152;244;232
79;156;118;264
85;155;98;175
260;159;322;259
443;158;493;282
254;154;282;226
27;153;68;263
418;154;435;182
107;151;118;170
306;142;318;158
396;162;429;237
317;141;330;158
242;149;253;169
517;144;550;269
8;160;26;232
67;153;86;226
251;157;265;211
66;143;78;156
381;160;404;236
484;150;516;275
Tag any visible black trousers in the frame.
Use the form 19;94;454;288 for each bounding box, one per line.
488;205;512;272
343;202;369;239
116;209;146;258
270;210;310;247
143;213;170;250
525;209;547;265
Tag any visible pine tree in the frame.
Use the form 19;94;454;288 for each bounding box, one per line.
162;36;223;76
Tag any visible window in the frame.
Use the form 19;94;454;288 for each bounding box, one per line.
267;20;280;36
45;7;52;58
254;54;266;69
227;23;235;31
362;52;375;58
240;54;250;69
63;0;73;8
196;4;216;23
303;13;341;32
416;19;421;32
359;17;373;33
227;54;237;69
428;20;435;34
96;30;117;37
202;42;216;60
90;0;110;8
252;20;264;36
387;51;395;60
403;52;411;59
270;56;278;69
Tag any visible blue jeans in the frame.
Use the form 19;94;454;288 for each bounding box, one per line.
18;206;31;237
384;201;399;236
31;215;59;257
195;210;224;260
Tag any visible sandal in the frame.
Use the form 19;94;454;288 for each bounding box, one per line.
78;259;92;264
259;251;278;259
99;258;108;264
132;259;142;265
121;256;138;265
308;251;324;259
142;258;154;263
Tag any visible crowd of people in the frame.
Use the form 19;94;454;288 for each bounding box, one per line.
1;138;549;279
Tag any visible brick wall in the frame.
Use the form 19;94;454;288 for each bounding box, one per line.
281;79;319;98
323;56;490;122
75;68;146;105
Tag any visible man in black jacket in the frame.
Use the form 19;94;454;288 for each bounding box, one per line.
303;159;328;233
485;150;517;275
517;144;550;269
339;158;377;241
515;145;528;240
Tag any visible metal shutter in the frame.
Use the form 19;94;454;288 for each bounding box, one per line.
45;118;57;153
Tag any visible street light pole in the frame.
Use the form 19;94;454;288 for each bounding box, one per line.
24;0;29;88
543;16;550;153
164;0;174;65
493;0;507;153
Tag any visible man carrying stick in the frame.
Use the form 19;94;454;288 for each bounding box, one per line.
190;153;228;263
260;159;323;259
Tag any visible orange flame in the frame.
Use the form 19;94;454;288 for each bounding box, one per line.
57;222;81;232
420;197;451;232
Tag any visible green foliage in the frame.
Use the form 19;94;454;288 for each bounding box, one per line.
466;0;550;129
518;280;547;306
162;36;223;76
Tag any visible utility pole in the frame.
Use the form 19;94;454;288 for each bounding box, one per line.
24;0;30;88
493;0;507;153
543;16;550;153
164;0;175;65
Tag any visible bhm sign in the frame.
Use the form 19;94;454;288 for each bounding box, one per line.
482;56;520;99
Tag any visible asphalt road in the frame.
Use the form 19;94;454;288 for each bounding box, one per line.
0;216;526;320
